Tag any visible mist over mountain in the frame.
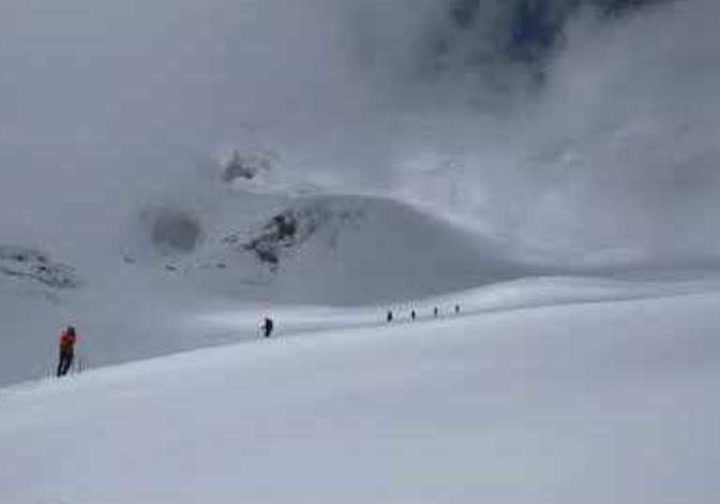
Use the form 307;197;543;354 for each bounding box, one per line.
4;4;720;498
344;0;720;266
1;0;717;270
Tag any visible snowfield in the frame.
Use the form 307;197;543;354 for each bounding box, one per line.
0;192;535;388
2;0;720;501
2;279;719;503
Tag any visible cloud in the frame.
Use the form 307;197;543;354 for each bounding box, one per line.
1;0;718;267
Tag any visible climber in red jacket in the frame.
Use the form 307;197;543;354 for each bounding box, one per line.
57;326;77;377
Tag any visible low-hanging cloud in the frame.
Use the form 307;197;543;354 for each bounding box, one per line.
1;0;718;268
353;0;720;266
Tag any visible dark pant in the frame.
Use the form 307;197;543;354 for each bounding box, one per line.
57;351;74;377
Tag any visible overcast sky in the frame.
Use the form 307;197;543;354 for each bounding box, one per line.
1;0;719;266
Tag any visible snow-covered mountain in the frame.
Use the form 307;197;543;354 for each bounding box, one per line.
1;1;720;500
130;190;534;303
0;0;718;380
0;173;539;386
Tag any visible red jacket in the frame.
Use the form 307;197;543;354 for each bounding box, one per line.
60;331;76;353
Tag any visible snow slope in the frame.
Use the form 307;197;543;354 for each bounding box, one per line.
167;193;535;304
0;190;540;387
2;280;719;503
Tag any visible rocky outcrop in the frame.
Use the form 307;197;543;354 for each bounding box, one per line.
231;201;362;270
0;245;79;289
220;150;272;184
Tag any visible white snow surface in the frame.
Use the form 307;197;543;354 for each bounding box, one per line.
1;278;719;503
1;2;720;500
0;192;537;387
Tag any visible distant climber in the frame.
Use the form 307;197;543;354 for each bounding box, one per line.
433;307;439;318
387;310;393;323
455;304;460;314
262;317;274;338
411;310;416;321
57;326;77;377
